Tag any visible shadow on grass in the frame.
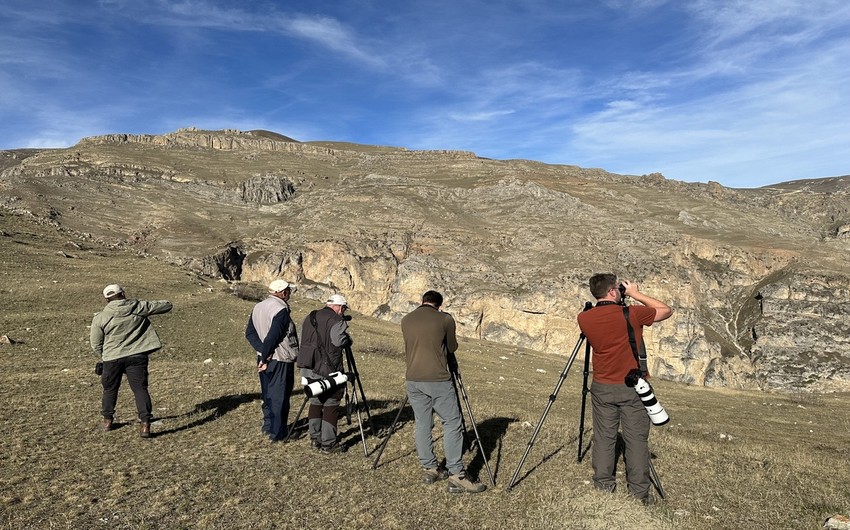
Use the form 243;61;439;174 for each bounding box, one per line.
507;427;587;490
153;392;262;437
365;396;518;483
280;395;405;454
465;416;517;484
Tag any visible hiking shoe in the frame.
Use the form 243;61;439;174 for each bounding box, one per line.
320;442;346;454
101;417;114;432
640;493;657;506
447;471;486;494
422;467;449;484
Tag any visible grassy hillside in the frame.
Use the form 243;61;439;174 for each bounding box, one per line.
1;210;848;529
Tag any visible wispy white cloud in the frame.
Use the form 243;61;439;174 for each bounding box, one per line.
1;0;848;187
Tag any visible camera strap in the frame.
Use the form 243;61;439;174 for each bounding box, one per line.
622;306;648;374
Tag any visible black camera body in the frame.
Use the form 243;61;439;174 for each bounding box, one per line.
624;368;642;387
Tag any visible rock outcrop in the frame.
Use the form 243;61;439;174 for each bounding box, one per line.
2;128;848;392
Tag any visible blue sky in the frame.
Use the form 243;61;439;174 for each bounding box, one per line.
1;0;849;188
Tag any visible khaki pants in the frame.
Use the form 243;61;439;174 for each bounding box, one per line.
590;381;651;500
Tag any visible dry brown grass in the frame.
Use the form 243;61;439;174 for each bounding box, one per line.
1;210;848;529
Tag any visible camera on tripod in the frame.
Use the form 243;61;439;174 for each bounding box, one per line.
303;371;351;398
625;369;669;426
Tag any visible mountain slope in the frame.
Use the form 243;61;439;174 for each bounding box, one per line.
2;127;848;391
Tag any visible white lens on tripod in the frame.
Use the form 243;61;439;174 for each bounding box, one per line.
304;371;349;397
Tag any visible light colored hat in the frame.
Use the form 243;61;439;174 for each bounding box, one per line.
103;284;124;298
326;294;348;307
268;279;295;293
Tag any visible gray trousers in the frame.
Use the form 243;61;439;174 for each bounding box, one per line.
590;381;651;500
302;367;344;447
405;380;464;475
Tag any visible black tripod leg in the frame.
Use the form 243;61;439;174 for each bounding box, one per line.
350;381;369;456
453;370;495;485
449;373;471;451
344;385;353;425
371;395;409;470
577;340;592;463
506;335;586;491
283;396;309;443
648;456;665;499
345;347;375;435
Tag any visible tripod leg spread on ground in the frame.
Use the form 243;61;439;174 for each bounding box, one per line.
648;456;665;499
345;347;375;437
283;396;309;443
452;369;495;485
506;333;586;491
349;379;370;456
577;340;592;462
371;395;408;469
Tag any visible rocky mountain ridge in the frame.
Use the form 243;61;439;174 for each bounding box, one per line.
2;128;848;392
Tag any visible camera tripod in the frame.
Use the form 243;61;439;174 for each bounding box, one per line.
284;346;375;456
506;302;665;498
371;360;495;486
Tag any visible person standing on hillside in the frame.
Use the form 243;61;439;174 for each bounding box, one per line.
90;284;172;438
401;290;486;494
296;294;353;453
245;279;299;443
577;274;673;505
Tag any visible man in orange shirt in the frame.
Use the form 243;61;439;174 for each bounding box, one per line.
577;274;672;504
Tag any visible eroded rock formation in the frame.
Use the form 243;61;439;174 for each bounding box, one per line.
2;128;848;392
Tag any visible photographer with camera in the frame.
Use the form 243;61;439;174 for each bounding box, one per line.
296;294;353;454
401;290;486;494
245;279;299;443
90;284;172;438
576;274;672;505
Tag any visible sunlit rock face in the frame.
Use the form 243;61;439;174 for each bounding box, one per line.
2;128;848;392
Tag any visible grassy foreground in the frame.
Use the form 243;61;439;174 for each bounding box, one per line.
1;210;849;530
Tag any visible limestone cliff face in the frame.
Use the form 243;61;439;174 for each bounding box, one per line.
2;128;848;392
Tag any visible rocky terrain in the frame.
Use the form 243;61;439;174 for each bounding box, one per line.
2;127;848;392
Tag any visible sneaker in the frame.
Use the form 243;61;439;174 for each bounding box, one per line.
447;471;486;494
310;439;321;450
422;467;449;484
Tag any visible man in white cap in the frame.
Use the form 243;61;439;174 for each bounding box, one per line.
296;293;353;453
245;279;299;442
90;284;172;438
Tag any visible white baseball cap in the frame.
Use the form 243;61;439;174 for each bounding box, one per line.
326;294;348;307
103;284;124;298
268;279;295;293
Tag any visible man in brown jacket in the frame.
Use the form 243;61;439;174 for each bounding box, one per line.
401;290;485;493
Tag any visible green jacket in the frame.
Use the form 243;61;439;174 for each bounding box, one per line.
90;299;173;361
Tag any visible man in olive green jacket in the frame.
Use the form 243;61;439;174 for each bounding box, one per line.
90;284;172;438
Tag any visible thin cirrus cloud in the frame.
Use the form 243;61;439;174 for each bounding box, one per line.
0;0;848;188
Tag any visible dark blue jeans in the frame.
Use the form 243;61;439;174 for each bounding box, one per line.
259;360;295;441
101;353;153;423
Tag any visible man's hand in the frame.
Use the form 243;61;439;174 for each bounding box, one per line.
620;279;673;322
620;279;639;298
258;361;268;373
